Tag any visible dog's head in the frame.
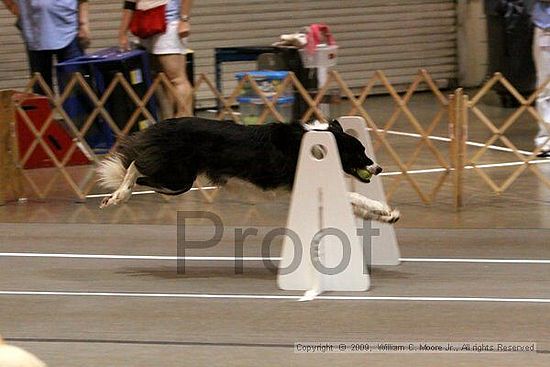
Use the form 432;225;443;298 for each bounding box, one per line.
326;119;382;183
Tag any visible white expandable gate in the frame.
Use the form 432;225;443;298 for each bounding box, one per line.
277;116;400;300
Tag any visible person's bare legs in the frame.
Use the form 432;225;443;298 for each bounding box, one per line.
156;53;192;117
533;27;550;155
149;56;173;120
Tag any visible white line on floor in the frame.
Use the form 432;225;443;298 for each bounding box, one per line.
378;129;534;156
401;258;550;264
1;253;549;264
0;290;549;303
0;253;275;261
87;160;549;193
86;186;218;199
379;159;550;177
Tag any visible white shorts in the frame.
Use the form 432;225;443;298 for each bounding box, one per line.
139;20;189;55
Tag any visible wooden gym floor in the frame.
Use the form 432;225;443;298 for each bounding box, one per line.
0;92;549;366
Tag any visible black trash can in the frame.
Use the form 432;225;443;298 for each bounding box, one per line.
257;48;317;121
484;0;536;107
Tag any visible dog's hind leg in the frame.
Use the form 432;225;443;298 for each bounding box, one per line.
100;161;141;208
136;176;193;196
136;164;197;196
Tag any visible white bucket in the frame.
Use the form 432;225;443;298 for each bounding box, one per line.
299;44;338;68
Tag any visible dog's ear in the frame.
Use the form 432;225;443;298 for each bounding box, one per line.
329;119;344;132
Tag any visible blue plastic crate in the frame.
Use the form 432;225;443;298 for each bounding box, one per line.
235;70;291;99
56;47;157;153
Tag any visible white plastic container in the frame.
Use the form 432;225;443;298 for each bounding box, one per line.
238;96;295;125
299;44;338;68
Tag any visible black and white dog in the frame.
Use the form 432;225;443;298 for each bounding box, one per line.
97;117;398;222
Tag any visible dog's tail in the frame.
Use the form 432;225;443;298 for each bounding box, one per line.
96;154;127;190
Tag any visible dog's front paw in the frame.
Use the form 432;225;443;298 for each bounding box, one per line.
369;203;393;217
378;209;400;224
348;192;400;224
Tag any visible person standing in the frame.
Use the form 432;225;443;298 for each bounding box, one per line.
1;0;91;94
484;0;536;107
118;0;193;118
531;0;550;157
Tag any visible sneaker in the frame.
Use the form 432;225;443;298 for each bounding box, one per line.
537;150;550;158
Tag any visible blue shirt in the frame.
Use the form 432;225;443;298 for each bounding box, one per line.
17;0;79;51
532;1;550;29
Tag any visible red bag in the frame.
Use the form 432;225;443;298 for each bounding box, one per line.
130;5;167;38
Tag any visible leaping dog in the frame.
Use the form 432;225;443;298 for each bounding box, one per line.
97;117;399;223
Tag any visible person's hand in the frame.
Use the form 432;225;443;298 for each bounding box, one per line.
78;22;91;49
178;20;190;39
119;31;130;52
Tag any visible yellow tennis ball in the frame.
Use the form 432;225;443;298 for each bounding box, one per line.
356;168;373;181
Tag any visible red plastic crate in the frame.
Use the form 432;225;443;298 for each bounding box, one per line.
14;93;91;169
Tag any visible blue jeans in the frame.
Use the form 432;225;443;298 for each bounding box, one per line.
27;36;83;94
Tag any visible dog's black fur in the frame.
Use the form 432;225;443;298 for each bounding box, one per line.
113;117;376;195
